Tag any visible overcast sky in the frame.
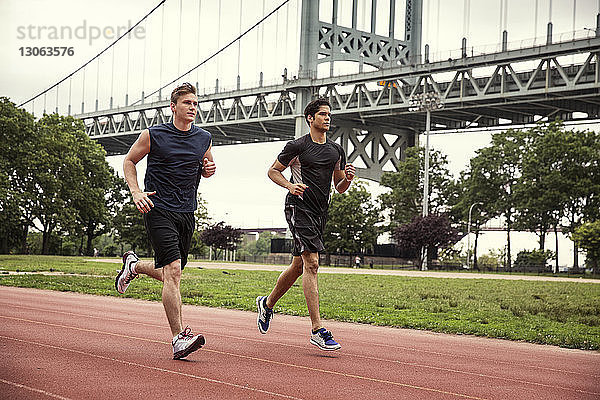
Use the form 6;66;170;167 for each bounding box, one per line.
1;0;597;265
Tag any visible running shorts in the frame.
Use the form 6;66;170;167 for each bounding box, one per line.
143;206;194;269
284;204;327;256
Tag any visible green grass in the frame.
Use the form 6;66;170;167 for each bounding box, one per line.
1;255;599;350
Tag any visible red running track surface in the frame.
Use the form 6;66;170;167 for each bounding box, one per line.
0;286;598;400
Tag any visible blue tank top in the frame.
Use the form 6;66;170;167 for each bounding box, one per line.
144;122;212;212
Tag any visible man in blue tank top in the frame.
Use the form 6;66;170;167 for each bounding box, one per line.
256;97;356;351
116;82;216;360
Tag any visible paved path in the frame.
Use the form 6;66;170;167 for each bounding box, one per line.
91;258;600;283
1;286;598;399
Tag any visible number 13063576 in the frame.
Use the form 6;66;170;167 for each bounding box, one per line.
19;47;74;56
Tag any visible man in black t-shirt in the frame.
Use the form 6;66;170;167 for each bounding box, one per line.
256;98;355;351
116;83;216;360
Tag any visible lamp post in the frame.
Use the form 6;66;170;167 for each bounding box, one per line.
409;92;444;270
467;202;482;269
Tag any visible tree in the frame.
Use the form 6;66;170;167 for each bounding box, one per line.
199;221;242;259
450;170;493;269
70;132;125;256
238;231;275;258
394;214;459;269
571;221;600;274
468;129;526;269
380;146;456;234
555;128;600;268
25;113;89;254
190;199;211;257
112;199;149;255
514;121;570;253
0;97;36;253
323;181;380;259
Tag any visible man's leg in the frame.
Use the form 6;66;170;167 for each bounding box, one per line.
161;259;183;336
266;256;303;308
161;258;205;360
301;251;321;331
302;251;341;351
133;260;164;281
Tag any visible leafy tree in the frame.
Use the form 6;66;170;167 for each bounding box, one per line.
450;170;493;269
190;201;211;257
72;139;125;256
112;199;149;255
199;221;242;258
555;128;600;268
238;231;275;258
571;221;600;274
323;181;380;259
468;129;526;269
514;121;571;253
379;146;456;234
0;97;36;253
394;214;459;269
27;113;87;254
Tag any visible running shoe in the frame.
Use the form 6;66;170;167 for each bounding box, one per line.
256;296;273;334
172;326;205;360
310;328;341;351
115;251;139;294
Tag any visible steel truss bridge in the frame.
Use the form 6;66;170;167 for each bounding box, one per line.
74;1;600;182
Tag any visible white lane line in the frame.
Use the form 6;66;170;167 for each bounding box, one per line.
0;334;303;400
0;377;73;400
2;300;598;381
2;316;490;400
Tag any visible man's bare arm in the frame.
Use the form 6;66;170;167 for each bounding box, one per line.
123;129;154;213
333;163;356;194
268;159;307;196
202;144;216;178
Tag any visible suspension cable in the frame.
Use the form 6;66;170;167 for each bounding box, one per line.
237;0;242;79
197;0;202;86
134;0;290;105
17;0;166;108
534;0;538;38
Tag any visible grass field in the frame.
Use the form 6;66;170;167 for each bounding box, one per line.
1;255;599;350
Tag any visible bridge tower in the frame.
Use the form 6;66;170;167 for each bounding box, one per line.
295;0;422;180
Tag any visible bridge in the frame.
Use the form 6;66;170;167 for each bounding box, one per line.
20;0;600;182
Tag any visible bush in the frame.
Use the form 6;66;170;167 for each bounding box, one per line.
476;249;503;271
513;249;554;272
103;244;118;257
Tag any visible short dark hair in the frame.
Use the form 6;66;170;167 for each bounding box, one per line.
171;82;197;104
304;97;331;126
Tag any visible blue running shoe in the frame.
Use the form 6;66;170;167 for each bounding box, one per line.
256;296;273;334
310;328;341;351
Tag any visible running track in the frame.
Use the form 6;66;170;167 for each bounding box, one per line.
1;286;598;400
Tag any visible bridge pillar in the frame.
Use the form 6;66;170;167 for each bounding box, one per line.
329;125;414;182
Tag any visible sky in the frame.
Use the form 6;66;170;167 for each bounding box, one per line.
1;0;598;266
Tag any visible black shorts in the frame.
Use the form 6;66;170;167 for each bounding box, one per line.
143;207;195;269
285;204;326;256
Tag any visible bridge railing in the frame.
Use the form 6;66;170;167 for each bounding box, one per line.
422;28;597;65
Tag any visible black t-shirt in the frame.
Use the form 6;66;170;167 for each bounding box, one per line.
277;134;346;215
144;122;212;212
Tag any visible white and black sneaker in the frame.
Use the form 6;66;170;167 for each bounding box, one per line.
310;328;341;351
256;296;273;334
115;251;139;294
172;326;205;360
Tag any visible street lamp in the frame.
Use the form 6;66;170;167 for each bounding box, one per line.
409;92;444;270
467;202;483;269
